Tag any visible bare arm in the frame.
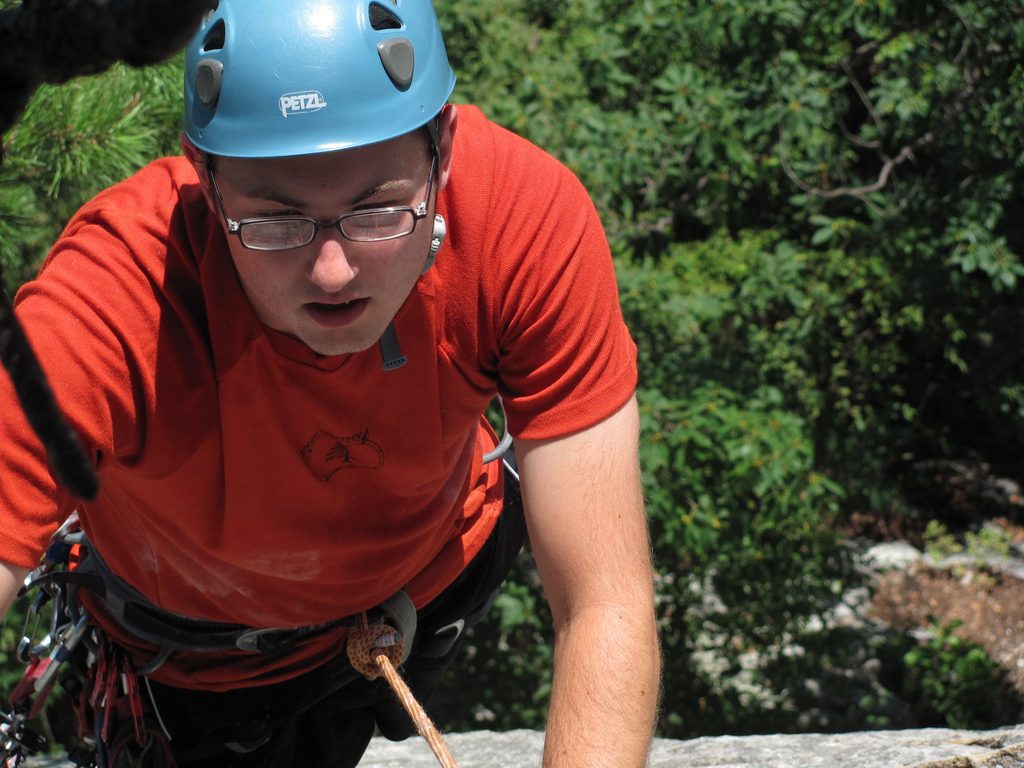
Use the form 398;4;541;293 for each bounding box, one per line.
0;559;28;621
515;395;660;768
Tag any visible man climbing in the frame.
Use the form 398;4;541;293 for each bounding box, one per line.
0;0;660;765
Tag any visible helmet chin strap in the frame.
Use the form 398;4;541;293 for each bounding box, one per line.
378;213;447;371
378;322;407;370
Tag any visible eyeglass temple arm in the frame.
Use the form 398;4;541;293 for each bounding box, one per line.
205;161;241;233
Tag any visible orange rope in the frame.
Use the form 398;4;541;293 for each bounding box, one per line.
347;613;459;768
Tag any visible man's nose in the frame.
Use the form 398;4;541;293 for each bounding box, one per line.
308;230;357;292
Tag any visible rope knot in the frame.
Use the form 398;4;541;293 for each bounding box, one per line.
346;613;405;680
344;611;458;767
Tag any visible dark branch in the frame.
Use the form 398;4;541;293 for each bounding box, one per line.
1;0;216;136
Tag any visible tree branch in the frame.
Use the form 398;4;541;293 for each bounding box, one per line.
779;122;935;216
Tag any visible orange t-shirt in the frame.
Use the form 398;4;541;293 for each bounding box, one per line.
0;106;637;689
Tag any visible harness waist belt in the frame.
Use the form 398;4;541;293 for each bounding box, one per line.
30;539;416;674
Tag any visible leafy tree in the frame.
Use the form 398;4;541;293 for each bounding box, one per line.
435;0;1024;736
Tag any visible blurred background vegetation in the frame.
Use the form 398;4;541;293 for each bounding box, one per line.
2;0;1023;748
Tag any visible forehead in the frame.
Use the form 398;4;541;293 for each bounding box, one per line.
215;131;430;191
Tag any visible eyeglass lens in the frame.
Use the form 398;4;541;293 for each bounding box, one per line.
239;209;416;249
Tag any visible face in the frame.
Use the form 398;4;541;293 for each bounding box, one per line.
208;132;437;356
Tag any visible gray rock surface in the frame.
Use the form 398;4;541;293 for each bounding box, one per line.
357;726;1024;767
863;541;923;571
31;726;1024;767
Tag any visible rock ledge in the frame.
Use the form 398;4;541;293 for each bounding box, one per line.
25;724;1024;767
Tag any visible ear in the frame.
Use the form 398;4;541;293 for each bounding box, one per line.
180;132;218;211
436;104;458;191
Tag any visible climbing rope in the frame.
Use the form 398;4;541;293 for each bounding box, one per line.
346;613;458;768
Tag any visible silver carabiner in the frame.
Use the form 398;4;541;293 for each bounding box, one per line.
15;593;50;664
482;397;512;465
32;613;91;694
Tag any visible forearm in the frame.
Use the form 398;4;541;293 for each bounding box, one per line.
515;396;660;766
0;559;29;621
543;602;660;768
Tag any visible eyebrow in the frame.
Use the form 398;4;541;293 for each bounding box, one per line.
241;178;411;209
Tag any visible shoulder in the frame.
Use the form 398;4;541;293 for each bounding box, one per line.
449;105;586;196
443;106;599;259
19;156;212;348
58;156;204;243
37;156;210;285
437;111;635;440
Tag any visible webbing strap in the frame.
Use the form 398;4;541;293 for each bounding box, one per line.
35;541;416;673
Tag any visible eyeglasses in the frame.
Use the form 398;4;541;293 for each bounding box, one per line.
207;154;436;252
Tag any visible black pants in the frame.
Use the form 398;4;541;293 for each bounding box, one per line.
141;473;526;768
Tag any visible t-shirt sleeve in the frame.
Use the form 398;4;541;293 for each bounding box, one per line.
0;161;190;568
0;237;133;567
481;120;638;440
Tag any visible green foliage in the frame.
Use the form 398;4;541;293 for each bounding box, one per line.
966;526;1014;564
618;230;919;497
923;521;964;562
1;56;183;289
924;520;1015;568
639;384;844;635
620;234;854;734
435;0;1024;736
442;0;1024;481
0;597;28;695
902;619;1022;729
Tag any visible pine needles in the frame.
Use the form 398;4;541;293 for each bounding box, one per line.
0;56;182;290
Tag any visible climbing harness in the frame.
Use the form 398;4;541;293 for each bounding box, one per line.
0;514;444;767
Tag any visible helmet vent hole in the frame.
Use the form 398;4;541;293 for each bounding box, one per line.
201;19;226;53
369;3;403;31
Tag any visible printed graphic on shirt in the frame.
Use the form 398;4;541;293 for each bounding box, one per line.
301;429;384;480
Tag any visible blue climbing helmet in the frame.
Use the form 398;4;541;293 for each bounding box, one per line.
183;0;456;158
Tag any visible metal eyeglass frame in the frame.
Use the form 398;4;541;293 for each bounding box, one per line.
206;152;437;252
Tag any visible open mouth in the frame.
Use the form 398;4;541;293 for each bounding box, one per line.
305;297;368;327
